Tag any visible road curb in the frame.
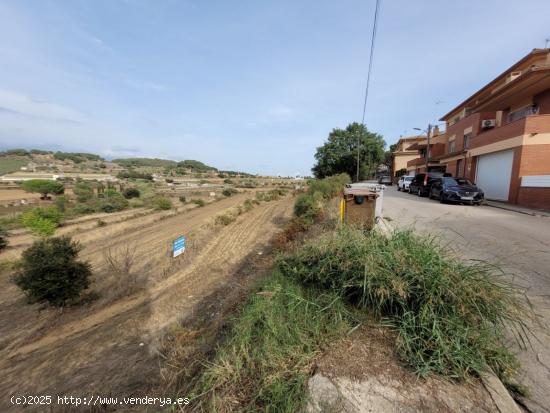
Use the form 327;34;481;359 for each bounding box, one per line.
484;202;550;218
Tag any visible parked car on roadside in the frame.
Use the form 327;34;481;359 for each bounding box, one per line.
408;172;445;197
397;175;414;192
378;175;392;185
428;177;484;204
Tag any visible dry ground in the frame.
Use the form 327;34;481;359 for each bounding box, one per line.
0;192;293;411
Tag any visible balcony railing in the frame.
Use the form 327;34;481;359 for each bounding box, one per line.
407;157;427;167
471;114;550;149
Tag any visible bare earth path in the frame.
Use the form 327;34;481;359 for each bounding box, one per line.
383;188;550;413
0;194;293;411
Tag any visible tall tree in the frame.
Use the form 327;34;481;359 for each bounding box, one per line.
312;123;385;181
21;179;65;199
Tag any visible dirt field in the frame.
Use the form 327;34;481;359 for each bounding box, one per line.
0;192;293;411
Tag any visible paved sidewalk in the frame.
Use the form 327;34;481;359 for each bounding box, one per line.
484;200;550;217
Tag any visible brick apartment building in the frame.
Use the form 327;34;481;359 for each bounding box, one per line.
390;135;424;178
404;127;447;175
408;48;550;209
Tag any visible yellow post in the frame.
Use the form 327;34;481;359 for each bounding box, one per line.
339;197;345;223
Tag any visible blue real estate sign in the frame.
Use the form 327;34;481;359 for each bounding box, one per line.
172;235;186;258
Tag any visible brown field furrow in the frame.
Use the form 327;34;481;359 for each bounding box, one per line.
0;194;292;408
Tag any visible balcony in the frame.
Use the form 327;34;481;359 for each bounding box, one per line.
470;114;550;149
407;157;426;168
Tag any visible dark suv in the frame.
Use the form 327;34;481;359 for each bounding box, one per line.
429;177;484;204
408;172;445;197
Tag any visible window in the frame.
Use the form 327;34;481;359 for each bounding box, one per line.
463;133;472;149
449;141;456;153
457;159;463;177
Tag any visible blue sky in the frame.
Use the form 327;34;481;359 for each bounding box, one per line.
1;0;549;176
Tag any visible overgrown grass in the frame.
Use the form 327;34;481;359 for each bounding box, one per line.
278;227;528;383
188;271;355;412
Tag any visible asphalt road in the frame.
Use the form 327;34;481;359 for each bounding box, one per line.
383;187;550;413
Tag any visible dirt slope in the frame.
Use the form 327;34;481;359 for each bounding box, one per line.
0;194;293;410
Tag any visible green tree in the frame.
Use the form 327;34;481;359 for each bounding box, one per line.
21;179;65;199
13;237;91;306
312;123;385;181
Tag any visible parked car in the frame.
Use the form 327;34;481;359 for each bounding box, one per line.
397;175;414;192
408;172;445;196
428;177;485;204
378;175;392;185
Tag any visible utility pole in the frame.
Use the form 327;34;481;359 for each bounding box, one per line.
356;131;361;182
424;123;432;173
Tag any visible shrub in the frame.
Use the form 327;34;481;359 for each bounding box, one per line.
96;219;107;227
0;226;8;251
215;212;236;226
54;195;68;212
293;192;322;222
13;237;91;306
277;228;527;382
128;198;144;208
153;196;173;210
123;188;140;199
117;171;153;180
98;191;129;212
222;188;238;197
192;199;205;207
307;173;350;199
178;196;186;203
73;203;96;214
73;181;94;202
20;207;64;236
243;199;254;211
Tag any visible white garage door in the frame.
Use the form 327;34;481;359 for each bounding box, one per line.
476;150;514;201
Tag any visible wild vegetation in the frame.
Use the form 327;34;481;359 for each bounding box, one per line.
185;175;527;412
13;236;91;307
53;151;103;163
20;206;64;236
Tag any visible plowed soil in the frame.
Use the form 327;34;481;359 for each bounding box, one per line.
0;193;293;411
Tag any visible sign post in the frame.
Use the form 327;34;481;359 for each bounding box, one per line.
172;236;186;258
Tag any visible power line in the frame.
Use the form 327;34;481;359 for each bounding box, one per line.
361;0;381;125
357;0;382;181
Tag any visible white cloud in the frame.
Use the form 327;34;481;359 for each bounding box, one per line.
0;89;85;124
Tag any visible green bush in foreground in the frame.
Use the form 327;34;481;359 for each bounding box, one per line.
190;271;352;412
277;228;527;382
20;207;64;236
13;237;91;306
